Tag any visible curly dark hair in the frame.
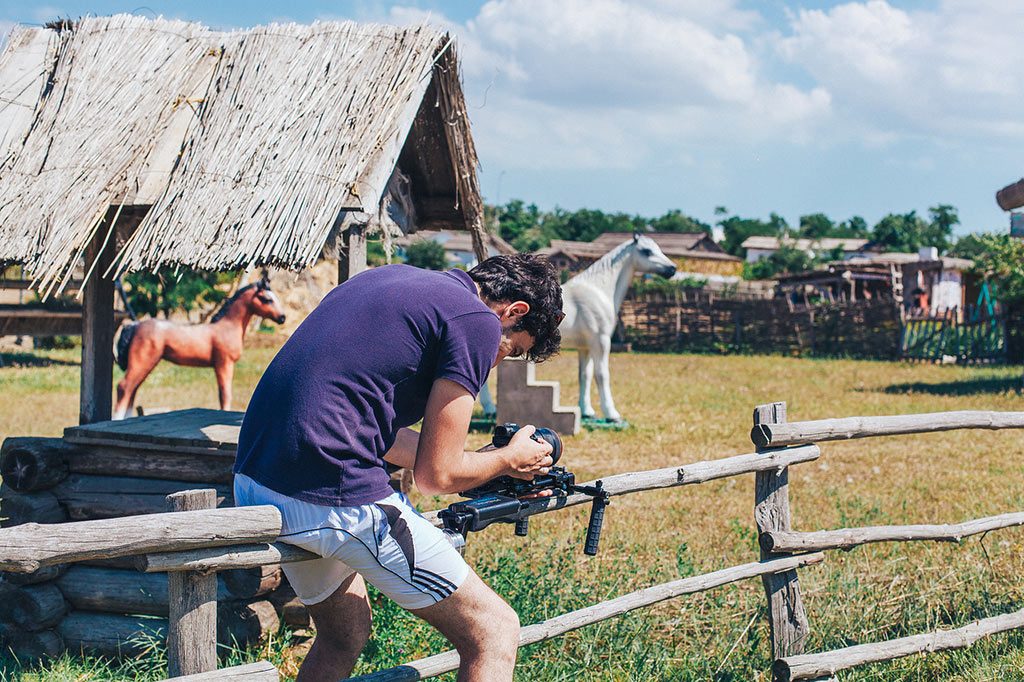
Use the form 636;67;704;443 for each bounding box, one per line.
468;254;563;362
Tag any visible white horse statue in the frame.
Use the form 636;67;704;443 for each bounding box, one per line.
481;234;676;422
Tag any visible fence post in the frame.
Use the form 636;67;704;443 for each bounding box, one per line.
166;489;219;676
753;402;810;667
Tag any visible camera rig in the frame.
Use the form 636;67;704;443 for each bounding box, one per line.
438;423;610;556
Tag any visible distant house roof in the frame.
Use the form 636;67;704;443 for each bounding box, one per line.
538;235;740;263
396;230;517;257
844;253;974;271
592;231;724;254
741;236;871;252
0;16;486;292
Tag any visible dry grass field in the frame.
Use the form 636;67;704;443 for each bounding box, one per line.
1;342;1023;680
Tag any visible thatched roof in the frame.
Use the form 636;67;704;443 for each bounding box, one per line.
0;15;485;294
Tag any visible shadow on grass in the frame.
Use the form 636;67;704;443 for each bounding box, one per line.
0;351;80;368
878;375;1023;396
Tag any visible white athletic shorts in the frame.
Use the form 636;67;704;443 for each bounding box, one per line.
233;474;470;610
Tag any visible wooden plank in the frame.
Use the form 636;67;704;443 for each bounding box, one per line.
753;402;811;663
775;606;1024;681
80;225;116;425
166;490;218;677
762;511;1024;553
0;505;282;573
53;474;232;520
64;408;243;451
348;553;825;681
751;410;1024;449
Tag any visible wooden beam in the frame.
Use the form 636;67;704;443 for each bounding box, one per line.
337;219;368;284
761;511;1024;553
751;410;1024;449
753;402;811;664
163;661;279;681
166;490;218;677
348;553;825;682
0;505;282;573
774;606;1024;681
80;224;116;424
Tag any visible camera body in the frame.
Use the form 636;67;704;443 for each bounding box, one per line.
438;423;609;556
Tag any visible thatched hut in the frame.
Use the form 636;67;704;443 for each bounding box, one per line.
0;15;487;422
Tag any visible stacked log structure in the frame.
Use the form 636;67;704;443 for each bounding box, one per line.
0;437;307;661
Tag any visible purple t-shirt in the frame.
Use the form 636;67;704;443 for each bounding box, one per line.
234;265;501;506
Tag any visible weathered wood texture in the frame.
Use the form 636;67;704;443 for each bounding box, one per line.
218;600;280;648
753;403;811;663
52;474;232;520
996;178;1024;211
0;437;234;488
64;408;241;454
166;489;218;677
143;446;820;572
2;628;65;662
163;661;280;681
0;486;67;527
620;292;901;360
774;606;1024;681
0;437;70;492
55;565;228;615
0;505;282;572
1;562;67;586
751;410;1024;449
0;582;67;630
59;612;168;658
762;511;1024;553
348;553;825;682
80;222;116;425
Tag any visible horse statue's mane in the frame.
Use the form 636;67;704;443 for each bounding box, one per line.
210;283;258;323
570;239;636;282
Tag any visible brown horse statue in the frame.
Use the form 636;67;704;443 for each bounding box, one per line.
114;278;286;419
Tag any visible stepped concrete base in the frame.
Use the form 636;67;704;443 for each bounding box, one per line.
496;359;580;436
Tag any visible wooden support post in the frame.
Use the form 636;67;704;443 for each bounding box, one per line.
338;222;367;284
80;224;116;424
753;402;810;666
166;489;218;677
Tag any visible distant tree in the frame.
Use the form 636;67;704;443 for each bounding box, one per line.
123;267;235;319
717;209;789;256
494;200;543;246
965;233;1024;305
404;239;447;270
949;232;988;261
798;213;835;240
649;209;712;235
744;243;815;280
834;215;870;238
870;205;958;253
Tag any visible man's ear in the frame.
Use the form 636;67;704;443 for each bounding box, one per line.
506;301;530;320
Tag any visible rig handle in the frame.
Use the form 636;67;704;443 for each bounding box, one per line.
515;517;529;537
584;482;609;556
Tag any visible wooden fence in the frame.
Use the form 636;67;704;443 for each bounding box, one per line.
900;304;1007;364
2;406;1024;679
620;291;902;359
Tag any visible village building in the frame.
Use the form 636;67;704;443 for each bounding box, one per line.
741;236;875;263
539;231;743;279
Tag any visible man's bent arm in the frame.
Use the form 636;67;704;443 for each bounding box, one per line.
414;378;551;496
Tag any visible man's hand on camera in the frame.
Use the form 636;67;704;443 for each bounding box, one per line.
501;424;554;481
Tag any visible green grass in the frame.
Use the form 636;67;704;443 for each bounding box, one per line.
1;344;1023;680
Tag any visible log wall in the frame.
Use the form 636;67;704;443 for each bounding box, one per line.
0;436;302;664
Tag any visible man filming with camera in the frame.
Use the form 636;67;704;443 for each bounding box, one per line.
233;254;564;681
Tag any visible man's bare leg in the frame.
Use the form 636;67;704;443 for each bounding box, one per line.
297;572;371;682
412;570;521;682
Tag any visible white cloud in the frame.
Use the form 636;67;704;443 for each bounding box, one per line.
391;0;832;171
778;0;1024;142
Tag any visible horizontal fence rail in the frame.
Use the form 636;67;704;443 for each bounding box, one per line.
761;511;1024;553
140;445;822;573
751;410;1024;449
0;506;282;573
774;606;1024;681
349;553;826;682
164;660;279;680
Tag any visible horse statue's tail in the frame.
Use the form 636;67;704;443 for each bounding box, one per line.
115;322;138;371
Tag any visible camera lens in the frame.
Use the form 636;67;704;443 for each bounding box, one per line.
533;428;562;465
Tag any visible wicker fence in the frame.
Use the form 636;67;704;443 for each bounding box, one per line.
620;291;902;359
4;405;1024;679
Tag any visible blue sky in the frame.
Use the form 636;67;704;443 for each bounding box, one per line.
2;0;1020;236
